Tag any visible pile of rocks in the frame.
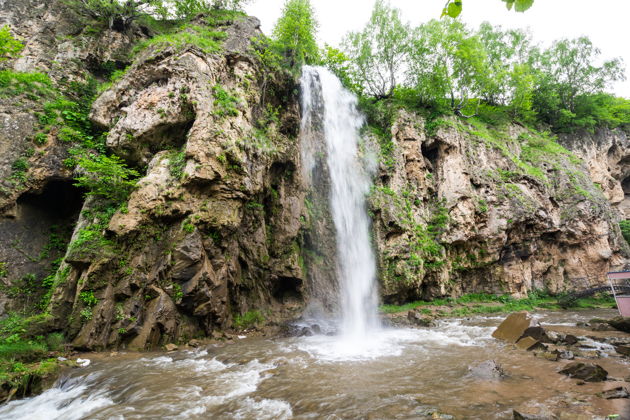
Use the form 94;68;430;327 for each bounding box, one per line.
492;312;629;383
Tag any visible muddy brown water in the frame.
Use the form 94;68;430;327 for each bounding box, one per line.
0;309;628;419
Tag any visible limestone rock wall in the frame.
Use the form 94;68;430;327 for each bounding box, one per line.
369;112;629;303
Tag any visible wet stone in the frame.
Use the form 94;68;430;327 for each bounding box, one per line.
534;350;559;361
407;310;435;327
164;343;178;352
512;410;552;420
563;334;578;345
188;339;202;348
493;312;540;343
608;317;630;333
515;336;545;351
615;344;630;357
558;362;608;382
467;360;507;380
599;386;630;399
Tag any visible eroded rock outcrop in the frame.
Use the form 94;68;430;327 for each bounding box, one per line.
369;111;629;302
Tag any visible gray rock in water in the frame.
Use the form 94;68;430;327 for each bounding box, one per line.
188;339;201;348
558;362;608;382
608;317;630;333
563;334;578;345
164;343;178;352
407;310;435;327
615;344;630;357
599;386;630;399
513;410;552;420
468;360;507;380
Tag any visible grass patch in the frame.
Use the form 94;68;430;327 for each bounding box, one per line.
0;70;55;99
233;310;265;330
133;25;227;55
379;292;615;316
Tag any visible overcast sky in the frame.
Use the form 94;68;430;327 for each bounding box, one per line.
245;0;630;97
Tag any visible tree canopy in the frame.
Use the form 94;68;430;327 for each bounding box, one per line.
65;0;249;30
343;0;410;99
272;0;319;68
333;1;628;133
442;0;534;18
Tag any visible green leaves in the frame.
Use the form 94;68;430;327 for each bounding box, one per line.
272;0;320;69
442;1;462;18
442;0;534;18
343;0;411;98
503;0;534;12
73;154;140;202
0;25;23;62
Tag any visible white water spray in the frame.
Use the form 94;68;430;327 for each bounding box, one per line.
300;66;379;338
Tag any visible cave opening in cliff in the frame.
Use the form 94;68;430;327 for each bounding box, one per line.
272;276;303;304
622;176;630;196
0;180;85;293
17;179;85;220
421;142;439;172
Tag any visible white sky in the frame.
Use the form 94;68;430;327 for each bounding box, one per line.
245;0;630;97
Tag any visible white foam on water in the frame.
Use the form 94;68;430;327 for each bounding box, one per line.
139;355;173;366
295;320;494;362
233;397;293;420
578;337;616;355
202;360;275;405
0;376;113;420
173;357;231;373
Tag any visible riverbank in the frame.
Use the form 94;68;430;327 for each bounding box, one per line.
380;292;617;321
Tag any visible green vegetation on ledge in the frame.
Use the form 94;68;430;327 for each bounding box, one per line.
380;292;616;317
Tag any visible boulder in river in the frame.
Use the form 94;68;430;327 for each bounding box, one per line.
492;312;540;343
515;336;545;351
614;344;630;357
599;386;630;399
164;343;178;352
407;310;435;327
467;360;507;380
608;317;630;333
558;362;608;382
512;410;552;420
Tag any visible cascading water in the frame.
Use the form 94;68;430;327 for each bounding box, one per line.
300;66;379;338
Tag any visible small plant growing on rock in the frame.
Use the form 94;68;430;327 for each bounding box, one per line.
233;310;265;330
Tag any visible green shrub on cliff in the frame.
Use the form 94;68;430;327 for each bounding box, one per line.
0;25;23;61
620;220;630;245
74;154;140;202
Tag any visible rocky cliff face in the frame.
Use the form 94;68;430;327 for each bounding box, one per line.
369;112;629;303
1;1;308;349
0;1;628;350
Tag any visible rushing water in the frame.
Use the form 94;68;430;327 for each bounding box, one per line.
300;66;379;339
1;309;628;419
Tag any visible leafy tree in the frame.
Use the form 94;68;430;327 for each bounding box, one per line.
343;0;410;99
66;0;164;30
406;19;489;115
442;0;534;18
272;0;319;69
531;37;625;129
167;0;249;20
322;45;357;92
0;26;23;61
66;0;248;30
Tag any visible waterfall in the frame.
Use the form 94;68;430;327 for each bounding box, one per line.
300;66;379;338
